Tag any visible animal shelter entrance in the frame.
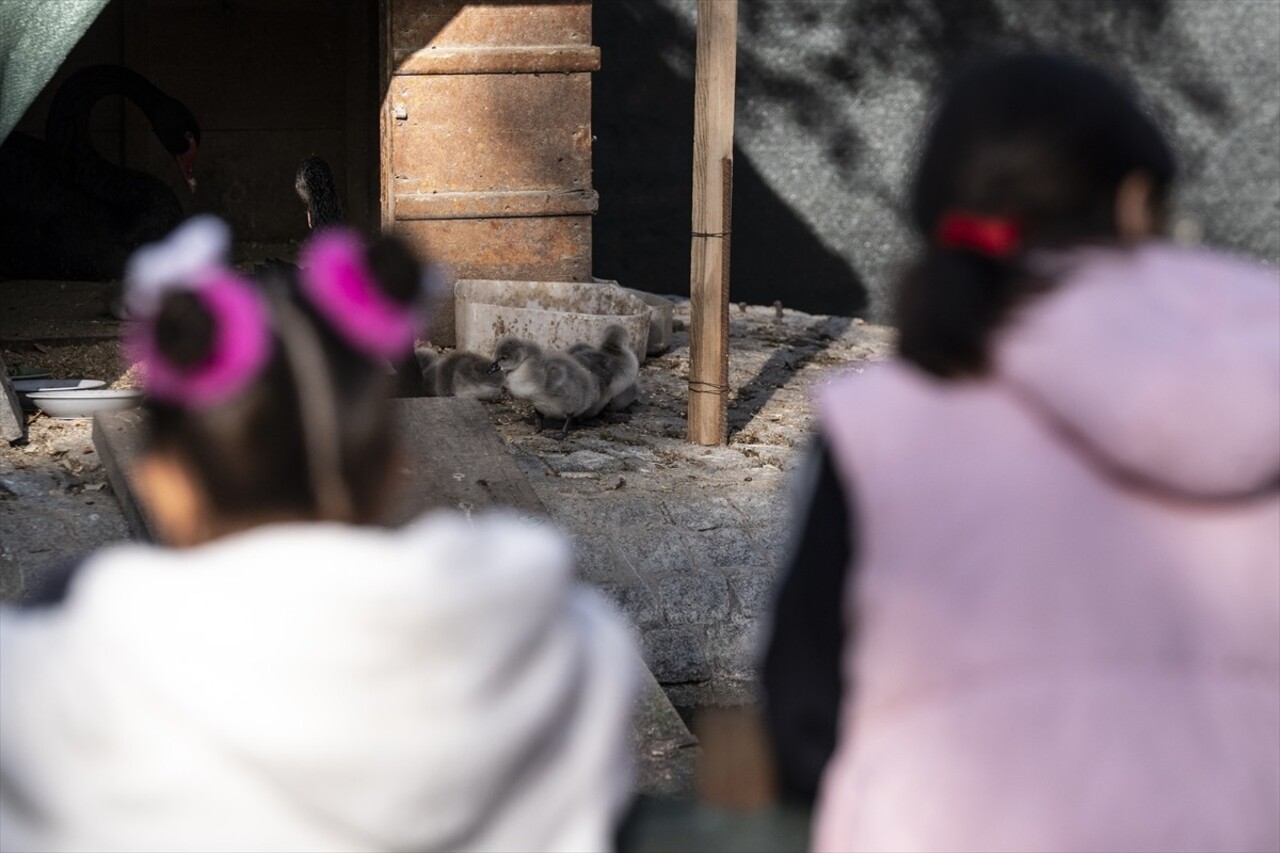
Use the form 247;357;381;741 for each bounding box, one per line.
4;0;597;282
4;0;379;269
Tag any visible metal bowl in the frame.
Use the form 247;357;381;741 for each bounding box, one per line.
26;389;143;419
12;379;107;411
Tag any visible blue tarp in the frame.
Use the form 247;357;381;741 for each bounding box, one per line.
0;0;110;143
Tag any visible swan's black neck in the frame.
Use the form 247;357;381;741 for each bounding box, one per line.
39;65;185;236
45;65;170;159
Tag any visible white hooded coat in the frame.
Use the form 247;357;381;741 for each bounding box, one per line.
0;512;637;853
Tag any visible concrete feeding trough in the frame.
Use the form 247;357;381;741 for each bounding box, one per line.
621;287;675;356
455;279;650;363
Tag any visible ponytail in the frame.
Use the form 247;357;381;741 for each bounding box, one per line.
895;53;1175;380
895;249;1025;378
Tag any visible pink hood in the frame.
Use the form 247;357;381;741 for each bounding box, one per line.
996;243;1280;499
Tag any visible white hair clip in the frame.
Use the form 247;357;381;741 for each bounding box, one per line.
124;215;233;317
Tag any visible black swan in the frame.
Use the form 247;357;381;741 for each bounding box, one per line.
0;64;200;281
295;155;344;230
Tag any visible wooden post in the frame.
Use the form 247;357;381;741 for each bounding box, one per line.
687;0;737;446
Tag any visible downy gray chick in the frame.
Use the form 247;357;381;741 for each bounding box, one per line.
417;348;503;401
568;324;640;417
488;337;600;435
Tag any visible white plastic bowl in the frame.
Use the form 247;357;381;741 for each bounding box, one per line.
12;379;107;411
26;389;143;419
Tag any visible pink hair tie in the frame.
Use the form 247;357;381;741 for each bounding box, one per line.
126;270;273;408
299;230;419;360
936;212;1022;258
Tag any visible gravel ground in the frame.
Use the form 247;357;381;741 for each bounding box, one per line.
2;295;895;706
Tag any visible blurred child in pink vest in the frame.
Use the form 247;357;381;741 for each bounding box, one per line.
764;53;1279;852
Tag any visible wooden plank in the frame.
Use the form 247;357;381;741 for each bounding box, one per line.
380;0;396;232
381;0;596;297
393;45;600;75
687;0;737;447
93;409;158;541
382;398;547;525
390;0;591;53
388;73;591;194
393;188;598;220
0;280;123;343
391;214;592;347
391;215;593;282
0;357;27;444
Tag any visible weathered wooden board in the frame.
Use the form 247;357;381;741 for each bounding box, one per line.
688;0;738;446
394;215;593;281
92;408;159;541
381;397;546;525
390;0;592;55
389;73;592;194
0;357;27;444
382;0;599;345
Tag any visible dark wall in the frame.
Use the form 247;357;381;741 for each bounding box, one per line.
16;0;377;258
592;0;1280;321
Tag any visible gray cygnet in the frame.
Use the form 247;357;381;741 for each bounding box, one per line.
418;348;503;401
568;324;640;417
488;338;601;435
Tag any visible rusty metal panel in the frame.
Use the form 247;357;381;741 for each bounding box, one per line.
388;72;591;194
390;0;590;58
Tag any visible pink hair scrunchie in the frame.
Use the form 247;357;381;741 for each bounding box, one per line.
127;270;273;408
298;230;419;360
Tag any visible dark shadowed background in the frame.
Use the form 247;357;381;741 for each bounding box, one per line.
592;0;1280;321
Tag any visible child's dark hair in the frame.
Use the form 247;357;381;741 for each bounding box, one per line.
144;236;423;526
896;53;1176;378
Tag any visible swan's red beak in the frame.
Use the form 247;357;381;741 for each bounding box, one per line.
175;138;199;193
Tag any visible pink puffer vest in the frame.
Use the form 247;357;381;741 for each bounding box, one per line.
814;244;1280;853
